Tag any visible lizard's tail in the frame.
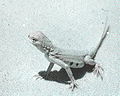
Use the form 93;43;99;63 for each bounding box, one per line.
91;18;110;59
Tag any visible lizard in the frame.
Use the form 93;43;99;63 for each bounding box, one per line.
28;21;110;91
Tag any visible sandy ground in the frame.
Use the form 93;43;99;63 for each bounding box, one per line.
0;0;120;96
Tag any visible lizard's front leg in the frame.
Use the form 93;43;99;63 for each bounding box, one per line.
48;55;78;91
45;62;54;79
33;62;54;80
84;55;104;80
65;66;78;91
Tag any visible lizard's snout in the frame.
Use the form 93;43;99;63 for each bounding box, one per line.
28;35;30;38
28;34;32;40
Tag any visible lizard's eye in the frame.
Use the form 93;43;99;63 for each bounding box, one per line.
32;38;38;42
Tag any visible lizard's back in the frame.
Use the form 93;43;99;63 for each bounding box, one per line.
49;48;89;68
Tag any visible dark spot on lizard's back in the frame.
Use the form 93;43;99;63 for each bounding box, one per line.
55;53;59;55
76;63;79;66
70;62;73;66
55;56;59;59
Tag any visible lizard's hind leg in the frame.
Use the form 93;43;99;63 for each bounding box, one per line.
84;55;104;80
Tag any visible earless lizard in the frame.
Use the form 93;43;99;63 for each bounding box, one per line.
28;21;109;91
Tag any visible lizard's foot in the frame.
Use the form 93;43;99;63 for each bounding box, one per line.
93;64;104;80
33;74;43;80
69;81;78;91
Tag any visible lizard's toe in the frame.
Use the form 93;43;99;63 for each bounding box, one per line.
69;82;78;91
33;74;43;80
93;64;104;80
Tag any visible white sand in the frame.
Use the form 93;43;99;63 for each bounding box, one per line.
0;0;120;96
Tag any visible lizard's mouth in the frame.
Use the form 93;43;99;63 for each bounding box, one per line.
28;39;35;45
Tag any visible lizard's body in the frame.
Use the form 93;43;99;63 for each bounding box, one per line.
28;21;109;91
46;48;87;68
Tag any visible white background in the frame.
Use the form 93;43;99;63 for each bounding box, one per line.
0;0;120;96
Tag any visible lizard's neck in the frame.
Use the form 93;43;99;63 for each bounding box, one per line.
34;43;55;54
42;45;54;53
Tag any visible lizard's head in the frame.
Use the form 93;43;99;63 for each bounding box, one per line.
28;31;54;53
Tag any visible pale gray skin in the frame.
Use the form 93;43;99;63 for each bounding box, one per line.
28;24;109;91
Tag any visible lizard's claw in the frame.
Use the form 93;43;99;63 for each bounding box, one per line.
33;74;43;80
69;82;78;91
93;64;104;80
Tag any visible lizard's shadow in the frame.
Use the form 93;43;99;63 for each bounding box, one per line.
38;65;94;84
